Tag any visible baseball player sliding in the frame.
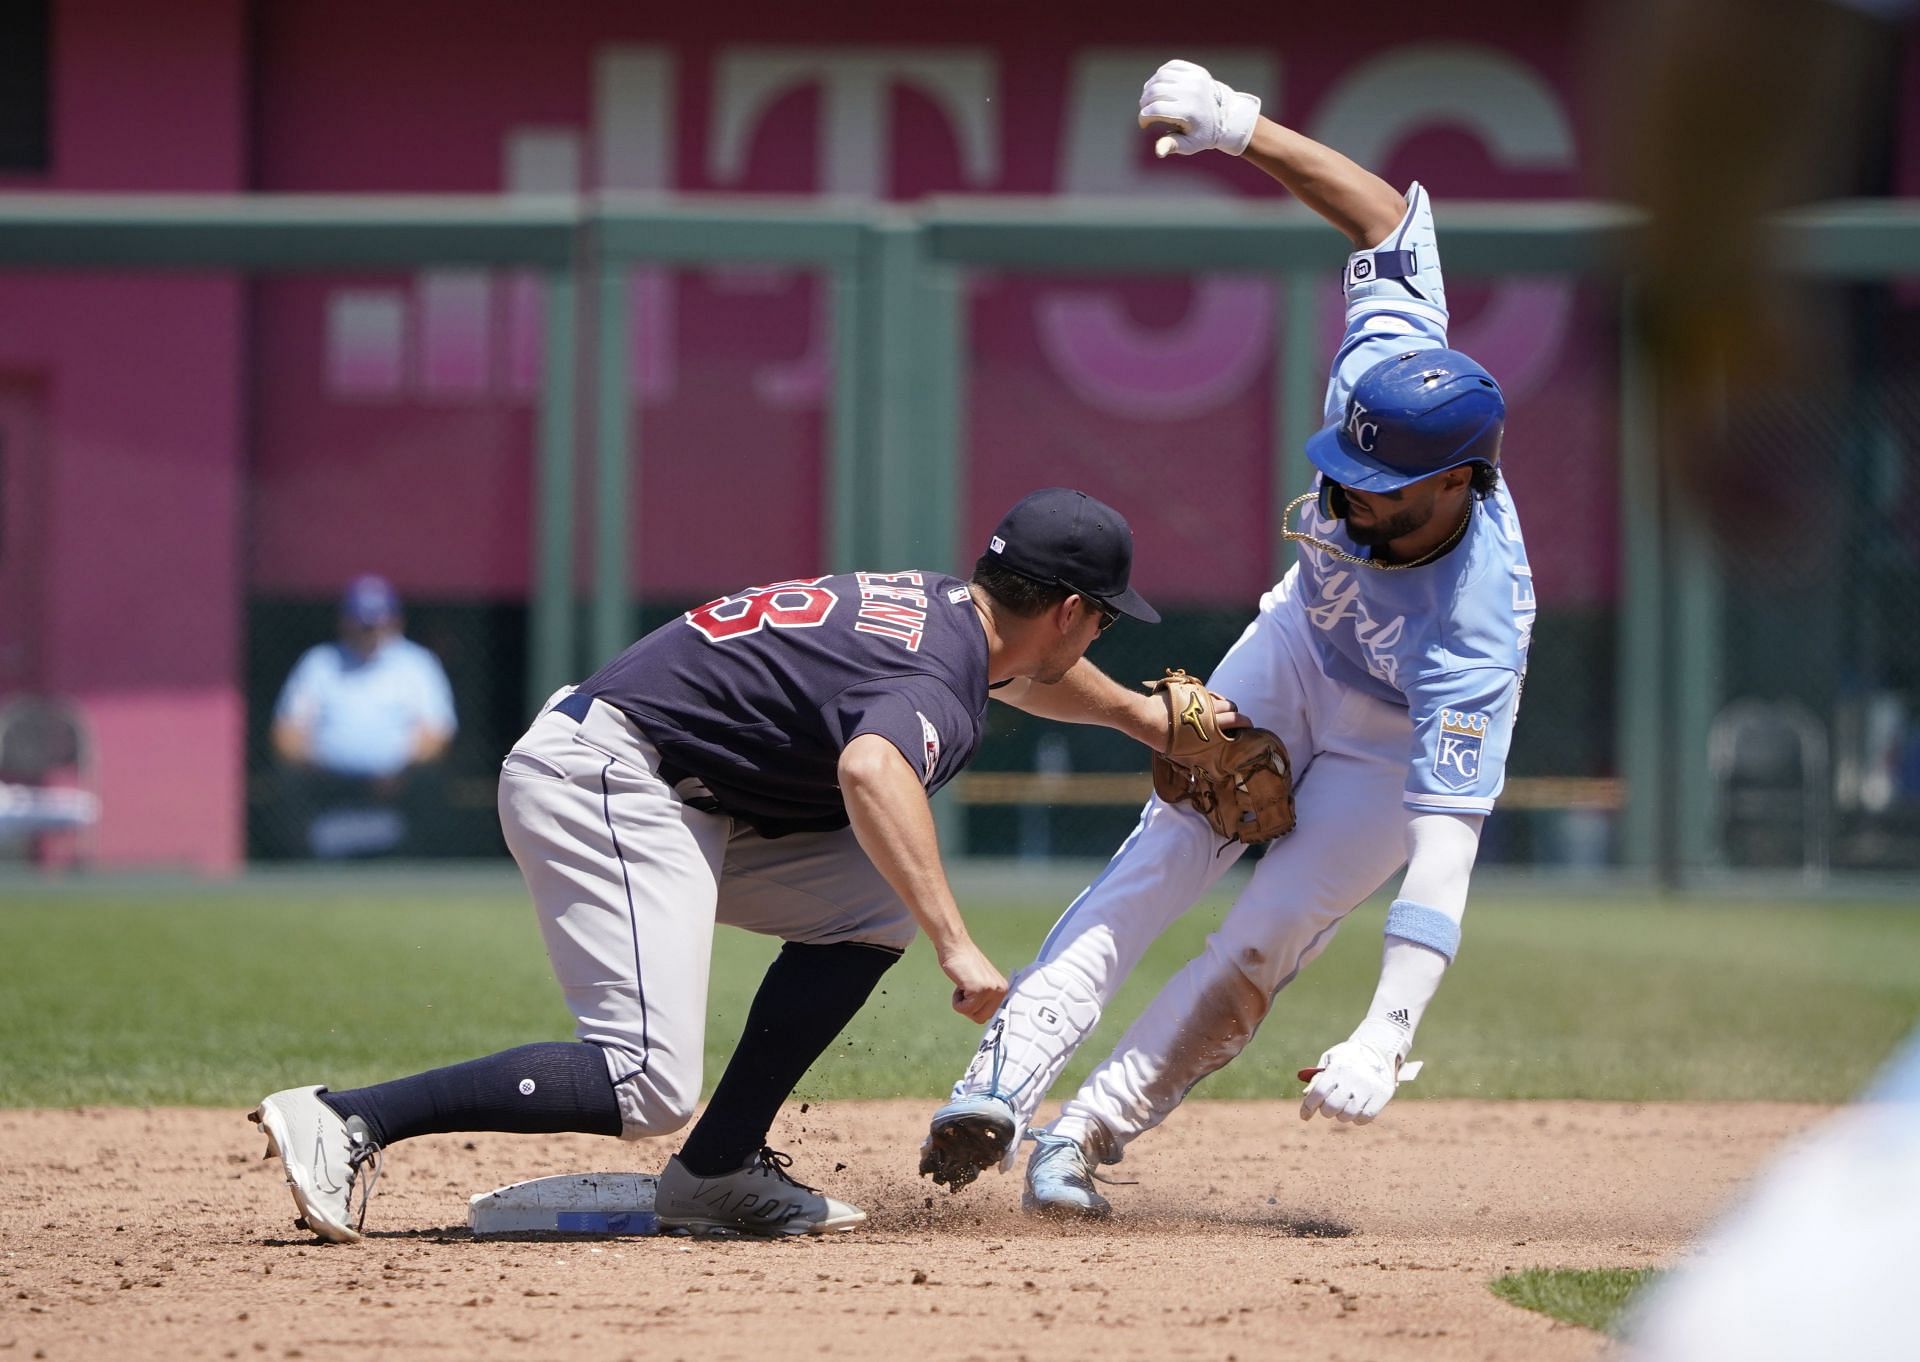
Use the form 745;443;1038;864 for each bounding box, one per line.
250;487;1241;1241
920;59;1536;1217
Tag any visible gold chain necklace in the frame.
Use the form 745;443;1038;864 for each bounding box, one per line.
1279;491;1473;572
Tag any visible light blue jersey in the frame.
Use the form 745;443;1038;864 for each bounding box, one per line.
275;636;457;778
1292;183;1535;816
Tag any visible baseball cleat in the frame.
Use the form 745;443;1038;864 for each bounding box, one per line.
1022;1130;1112;1220
919;1092;1017;1191
251;1085;384;1243
653;1148;865;1237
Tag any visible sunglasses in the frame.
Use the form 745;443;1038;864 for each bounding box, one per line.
1079;594;1121;634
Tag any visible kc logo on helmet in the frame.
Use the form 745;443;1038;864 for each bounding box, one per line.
1345;400;1380;453
1433;709;1489;790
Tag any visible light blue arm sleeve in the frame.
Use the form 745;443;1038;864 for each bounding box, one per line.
1323;181;1452;424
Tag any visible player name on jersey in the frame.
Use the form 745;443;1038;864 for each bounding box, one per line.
852;571;931;652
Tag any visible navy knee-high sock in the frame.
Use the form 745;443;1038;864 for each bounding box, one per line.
320;1041;623;1147
676;941;900;1176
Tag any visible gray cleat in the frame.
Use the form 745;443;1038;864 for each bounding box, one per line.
654;1148;865;1237
251;1085;384;1243
919;1092;1017;1191
1022;1130;1112;1220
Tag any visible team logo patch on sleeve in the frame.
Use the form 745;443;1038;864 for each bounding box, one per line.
1433;710;1489;790
917;711;941;783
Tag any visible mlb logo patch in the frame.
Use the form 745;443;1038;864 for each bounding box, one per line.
1433;709;1489;791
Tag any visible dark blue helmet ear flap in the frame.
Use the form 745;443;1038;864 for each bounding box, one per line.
1318;480;1350;520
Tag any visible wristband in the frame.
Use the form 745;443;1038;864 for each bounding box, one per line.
1385;898;1462;962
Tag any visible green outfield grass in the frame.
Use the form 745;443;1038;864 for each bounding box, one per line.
1490;1268;1662;1335
1;876;1916;1108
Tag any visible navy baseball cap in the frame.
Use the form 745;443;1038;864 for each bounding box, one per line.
340;574;400;627
985;488;1160;624
1306;348;1505;493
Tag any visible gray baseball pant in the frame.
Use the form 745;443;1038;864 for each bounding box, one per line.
497;689;916;1139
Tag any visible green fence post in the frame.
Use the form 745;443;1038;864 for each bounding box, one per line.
867;216;923;567
591;250;633;666
1671;503;1725;875
862;215;966;843
529;268;578;716
911;228;967;851
879;215;962;574
1616;287;1665;873
920;255;967;573
828;257;867;573
1272;270;1322;582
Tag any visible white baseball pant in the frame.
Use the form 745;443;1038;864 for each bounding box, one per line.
953;566;1417;1159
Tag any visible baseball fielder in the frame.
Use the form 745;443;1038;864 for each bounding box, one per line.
250;488;1240;1240
919;60;1536;1216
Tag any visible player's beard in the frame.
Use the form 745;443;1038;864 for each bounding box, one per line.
1344;498;1432;547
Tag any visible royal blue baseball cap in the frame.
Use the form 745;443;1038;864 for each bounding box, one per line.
986;488;1160;624
340;574;400;627
1306;348;1505;493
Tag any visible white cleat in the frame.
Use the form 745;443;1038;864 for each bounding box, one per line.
654;1148;865;1237
1022;1130;1112;1220
250;1085;383;1243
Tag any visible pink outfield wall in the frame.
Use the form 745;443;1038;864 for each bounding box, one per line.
0;0;249;872
245;5;1614;609
2;3;1915;871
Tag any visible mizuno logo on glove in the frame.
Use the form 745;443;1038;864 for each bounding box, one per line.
1178;691;1212;742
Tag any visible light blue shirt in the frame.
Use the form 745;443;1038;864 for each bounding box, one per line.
1292;183;1536;816
274;637;457;779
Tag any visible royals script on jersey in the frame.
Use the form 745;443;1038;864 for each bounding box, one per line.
1295;181;1536;816
578;571;990;835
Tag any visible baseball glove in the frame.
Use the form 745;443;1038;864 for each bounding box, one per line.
1145;668;1296;844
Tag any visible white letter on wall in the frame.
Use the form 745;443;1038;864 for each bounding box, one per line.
712;48;1000;196
1311;45;1577;397
1037;50;1280;420
709;48;1002;406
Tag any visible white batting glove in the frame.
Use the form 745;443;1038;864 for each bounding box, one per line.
1137;59;1262;158
1299;1020;1407;1125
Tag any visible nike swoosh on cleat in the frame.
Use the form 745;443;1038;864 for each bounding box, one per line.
311;1125;345;1194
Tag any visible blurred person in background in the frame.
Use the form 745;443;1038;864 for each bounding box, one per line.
270;574;457;859
1607;12;1919;1351
1592;0;1908;547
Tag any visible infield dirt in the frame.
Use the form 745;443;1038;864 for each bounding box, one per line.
0;1099;1825;1361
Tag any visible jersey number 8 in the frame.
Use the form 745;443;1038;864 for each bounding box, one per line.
685;578;839;642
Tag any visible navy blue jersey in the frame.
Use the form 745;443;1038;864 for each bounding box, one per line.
578;571;990;835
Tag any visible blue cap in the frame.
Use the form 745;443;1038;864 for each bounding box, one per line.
986;488;1160;624
1306;348;1505;493
340;574;400;627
